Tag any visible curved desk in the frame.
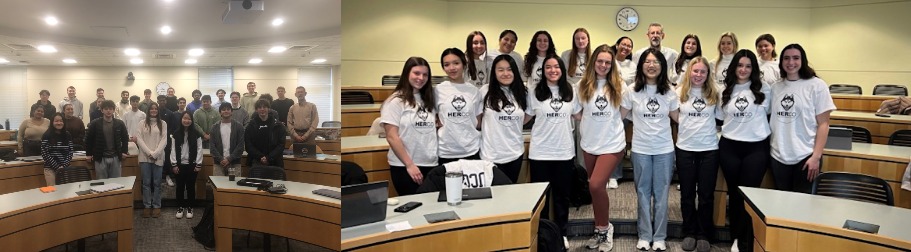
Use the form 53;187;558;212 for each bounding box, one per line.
209;176;341;251
743;186;911;252
0;176;135;251
341;104;383;137
830;111;911;144
341;183;547;251
822;143;911;208
830;94;896;112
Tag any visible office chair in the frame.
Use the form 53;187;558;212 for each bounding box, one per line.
812;172;894;206
340;91;374;105
321;120;341;128
872;84;908;96
381;75;399;86
888;129;911;147
341;161;368;186
54;166;96;251
830;124;873;143
828;84;863;95
247;165;290;251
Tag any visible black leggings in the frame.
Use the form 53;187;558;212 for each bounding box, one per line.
438;151;480;166
770;156;817;194
495;156;524;184
676;148;719;240
389;165;435;196
529;159;574;237
719;137;769;251
175;164;199;208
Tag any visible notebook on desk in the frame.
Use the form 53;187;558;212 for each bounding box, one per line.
90;183;124;193
341;181;389;228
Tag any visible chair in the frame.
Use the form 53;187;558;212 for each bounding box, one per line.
321;120;341;128
246;165;289;251
341;91;374;105
812;172;894;206
830;124;872;143
872;84;908;96
55;166;92;185
415;163;514;194
829;84;863;95
381;75;399;86
888;129;911;147
341;161;368;186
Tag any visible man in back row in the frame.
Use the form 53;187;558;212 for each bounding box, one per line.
287;86;319;144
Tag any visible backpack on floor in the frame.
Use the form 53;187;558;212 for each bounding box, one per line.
569;163;592;208
192;205;216;249
537;218;566;252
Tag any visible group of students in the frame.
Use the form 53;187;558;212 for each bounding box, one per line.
379;23;835;252
22;82;319;220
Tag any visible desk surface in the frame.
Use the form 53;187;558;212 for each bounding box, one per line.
342;135;390;153
824;142;911;163
831;94;899;99
831;110;911;123
742;186;911;249
0;176;135;215
209;176;340;205
342;104;383;113
341;182;547;247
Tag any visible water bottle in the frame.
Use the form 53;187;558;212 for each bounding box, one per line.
4;119;8;130
228;166;237;181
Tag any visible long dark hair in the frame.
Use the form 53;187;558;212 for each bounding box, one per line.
722;49;765;106
441;47;468;82
43;112;71;144
534;55;573;102
778;44;817;80
173;111;199;162
524;30;556;77
465;31;487;81
144;102;163;136
612;36;633;60
391;57;435;112
633;48;672;95
675;34;702;75
485;55;528;112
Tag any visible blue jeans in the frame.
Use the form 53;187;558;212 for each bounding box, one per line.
631;151;675;242
611;159;623;179
140;162;163;208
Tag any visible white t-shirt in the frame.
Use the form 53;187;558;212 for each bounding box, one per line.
123;109;146;138
578;79;628;154
220;122;231;158
617;59;637;86
466;53;492;87
526;85;581;160
435;81;483;158
621;84;679;155
710;54;734;86
380;93;438;167
561;50;587;84
525;56;545;89
718;81;772;142
489;49;525;81
759;59;781;86
633;46;679;79
770;77;837;164
675;86;720;151
479;84;527;163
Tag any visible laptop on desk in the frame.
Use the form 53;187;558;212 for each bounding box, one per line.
341;181;389;228
292;143;317;158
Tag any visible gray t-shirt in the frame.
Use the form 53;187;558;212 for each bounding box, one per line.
103;118;115;157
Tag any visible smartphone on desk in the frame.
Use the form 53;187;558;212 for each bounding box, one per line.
394;201;422;213
875;113;891;118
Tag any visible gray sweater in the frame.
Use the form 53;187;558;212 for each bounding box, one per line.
209;120;245;165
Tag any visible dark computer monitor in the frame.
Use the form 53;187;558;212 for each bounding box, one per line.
341;180;389;228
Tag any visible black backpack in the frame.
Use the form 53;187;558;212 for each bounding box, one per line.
192;204;216;250
537;218;566;252
569;163;592;208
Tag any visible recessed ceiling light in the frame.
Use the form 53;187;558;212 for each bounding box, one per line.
248;58;262;64
185;59;197;64
130;58;144;64
268;46;287;53
124;48;140;56
188;48;204;56
311;58;327;64
160;25;172;35
0;58;9;63
272;18;284;26
44;16;59;26
37;45;57;53
62;59;77;64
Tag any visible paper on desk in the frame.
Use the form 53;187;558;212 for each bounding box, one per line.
385;221;412;232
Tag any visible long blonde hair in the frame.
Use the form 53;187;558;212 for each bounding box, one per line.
714;32;738;74
579;44;622;108
679;57;719;105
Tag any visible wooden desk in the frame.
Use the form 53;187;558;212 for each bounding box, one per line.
0;177;135;251
210;176;340;251
341;104;382;137
0;140;15;150
831;94;896;112
0;130;13;141
342;135;392;195
830;111;911;144
342;86;395;104
317;139;341;155
822;143;911;208
341;183;547;251
743;187;911;252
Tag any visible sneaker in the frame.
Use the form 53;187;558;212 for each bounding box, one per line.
677;184;681;190
608;179;619;189
166;176;175;186
563;236;569;249
175;207;184;219
731;239;739;252
696;239;711;252
652;241;667;251
584;226;614;251
682;237;697;251
152;208;161;218
142;208;151;218
636;240;650;250
186;208;194;219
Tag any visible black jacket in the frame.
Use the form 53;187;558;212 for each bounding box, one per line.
244;112;286;167
84;117;129;160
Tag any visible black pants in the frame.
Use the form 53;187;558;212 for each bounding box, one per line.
496;156;524;184
175;164;199;208
389;165;435;196
163;137;173;179
529;159;573;237
770;156;817;194
676;148;719;241
719;137;769;251
437;151;480;166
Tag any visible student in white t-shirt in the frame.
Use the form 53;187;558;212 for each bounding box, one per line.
674;57;721;251
523;31;557;90
436;48;483;165
710;32;738;87
561;28;591;85
770;44;836;194
526;55;581;241
465;31;492;87
614;36;636;87
575;45;628;252
380;57;438;196
671;34;703;86
717;49;771;252
756;34;781;85
479;55;530;184
622;48;679;252
490;30;526;81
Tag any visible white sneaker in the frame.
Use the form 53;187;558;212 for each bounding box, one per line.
636;240;650;250
166;176;175;186
652;241;667;251
175;207;184;219
731;239;739;252
186;208;194;219
563;236;569;249
608;179;619;189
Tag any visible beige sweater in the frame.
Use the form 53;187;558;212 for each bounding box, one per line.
135;120;169;166
18;118;50;148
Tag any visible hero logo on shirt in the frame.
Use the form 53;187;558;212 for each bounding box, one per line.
550;97;564;111
576;65;585;77
640;96;664;120
531;67;543;84
477;70;486;84
413;106;435;133
545;96;569;123
446;95;472;123
731;96;755;122
775;93;798;124
591;95;612;121
687;98;711;118
497;102;522;126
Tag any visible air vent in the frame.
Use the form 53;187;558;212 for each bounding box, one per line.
18;60;29;64
4;44;36;51
154;53;175;59
288;45;316;51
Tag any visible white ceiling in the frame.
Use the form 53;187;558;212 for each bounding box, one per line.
0;0;340;67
